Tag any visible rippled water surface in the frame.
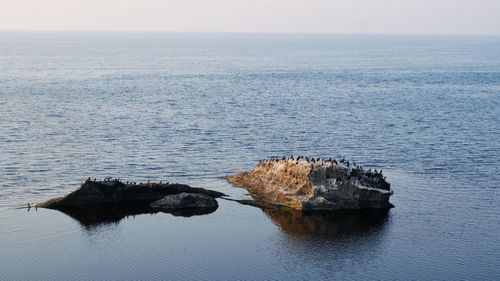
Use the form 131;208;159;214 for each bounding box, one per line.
1;32;499;280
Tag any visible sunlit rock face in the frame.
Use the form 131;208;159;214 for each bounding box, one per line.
226;157;393;211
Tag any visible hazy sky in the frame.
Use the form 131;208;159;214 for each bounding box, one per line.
1;0;499;35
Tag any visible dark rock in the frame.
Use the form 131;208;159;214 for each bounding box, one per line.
36;178;225;208
150;193;218;210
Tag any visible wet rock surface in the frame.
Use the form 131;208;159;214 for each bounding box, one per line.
150;193;219;210
226;157;393;211
36;178;225;208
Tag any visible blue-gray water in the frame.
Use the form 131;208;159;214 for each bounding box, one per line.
1;32;499;280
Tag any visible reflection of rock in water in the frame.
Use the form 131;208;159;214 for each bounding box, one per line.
263;208;391;273
162;207;218;218
261;208;389;239
57;204;218;229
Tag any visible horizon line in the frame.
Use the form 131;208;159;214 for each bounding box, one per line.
1;29;500;37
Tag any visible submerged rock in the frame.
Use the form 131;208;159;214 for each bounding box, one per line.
36;178;225;208
226;157;393;211
150;193;218;210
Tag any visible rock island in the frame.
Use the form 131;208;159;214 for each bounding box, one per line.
226;156;393;211
36;178;225;209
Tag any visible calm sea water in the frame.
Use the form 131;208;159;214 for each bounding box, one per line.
1;32;499;280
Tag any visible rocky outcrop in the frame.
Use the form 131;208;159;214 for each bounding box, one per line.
150;193;218;210
226;157;393;211
36;178;225;208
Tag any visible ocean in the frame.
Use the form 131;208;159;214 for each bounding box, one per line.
1;32;499;280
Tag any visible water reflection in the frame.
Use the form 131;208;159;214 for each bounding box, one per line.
261;207;392;275
261;208;390;239
55;204;218;229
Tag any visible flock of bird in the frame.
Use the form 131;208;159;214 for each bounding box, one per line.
258;155;385;178
84;177;173;187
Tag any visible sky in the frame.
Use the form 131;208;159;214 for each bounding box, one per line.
1;0;499;35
